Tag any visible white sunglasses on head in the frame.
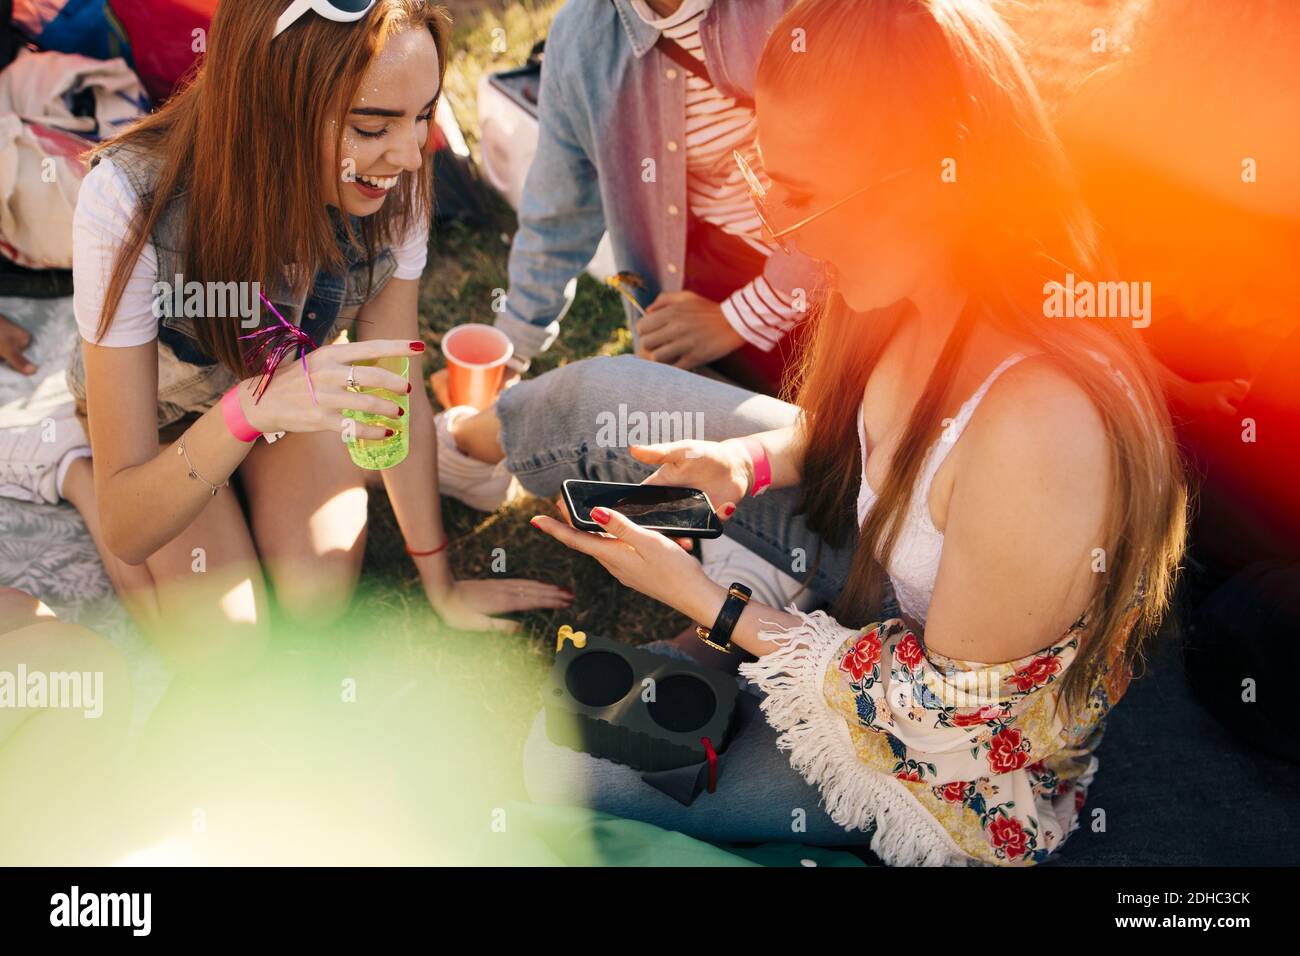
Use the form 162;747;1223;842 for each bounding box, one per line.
273;0;378;39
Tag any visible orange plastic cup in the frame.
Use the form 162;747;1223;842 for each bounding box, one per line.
440;324;514;410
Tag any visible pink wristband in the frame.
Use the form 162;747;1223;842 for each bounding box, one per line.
221;387;261;443
739;436;771;497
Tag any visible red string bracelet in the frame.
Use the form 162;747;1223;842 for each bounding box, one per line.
406;538;449;558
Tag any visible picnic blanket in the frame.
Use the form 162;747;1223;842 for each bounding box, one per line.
0;293;167;729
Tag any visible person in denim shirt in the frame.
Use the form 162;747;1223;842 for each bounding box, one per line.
492;0;822;396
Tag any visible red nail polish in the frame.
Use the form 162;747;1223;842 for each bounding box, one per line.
384;428;395;437
410;341;425;352
406;382;413;394
591;507;611;525
723;503;736;517
529;516;543;529
397;407;405;417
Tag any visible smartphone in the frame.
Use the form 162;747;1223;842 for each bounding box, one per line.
561;479;724;539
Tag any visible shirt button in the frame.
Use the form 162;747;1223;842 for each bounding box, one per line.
667;263;679;274
307;311;317;320
667;204;679;216
666;140;679;153
665;68;678;81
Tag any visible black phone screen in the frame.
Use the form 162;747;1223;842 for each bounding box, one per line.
563;480;720;535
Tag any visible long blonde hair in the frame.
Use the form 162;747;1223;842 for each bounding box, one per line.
760;0;1188;720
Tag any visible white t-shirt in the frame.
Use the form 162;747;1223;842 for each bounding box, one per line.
72;157;431;348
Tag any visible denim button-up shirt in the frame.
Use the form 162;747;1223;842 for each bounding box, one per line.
495;0;817;360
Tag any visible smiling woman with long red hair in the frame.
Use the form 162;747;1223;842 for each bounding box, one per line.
56;0;572;670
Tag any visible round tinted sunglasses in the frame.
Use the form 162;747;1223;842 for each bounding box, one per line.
733;150;912;254
273;0;377;39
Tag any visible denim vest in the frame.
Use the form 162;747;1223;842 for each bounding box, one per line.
67;140;401;429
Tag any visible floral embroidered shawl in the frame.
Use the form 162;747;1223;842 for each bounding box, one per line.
738;609;1136;866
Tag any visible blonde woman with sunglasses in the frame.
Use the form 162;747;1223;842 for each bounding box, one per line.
446;0;1187;864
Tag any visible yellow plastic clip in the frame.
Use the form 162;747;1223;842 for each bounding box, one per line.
556;624;587;653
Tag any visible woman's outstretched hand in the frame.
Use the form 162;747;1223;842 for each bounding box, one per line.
529;507;714;618
239;338;422;440
428;577;574;633
631;439;748;520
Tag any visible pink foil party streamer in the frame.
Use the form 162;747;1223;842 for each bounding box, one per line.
239;291;320;405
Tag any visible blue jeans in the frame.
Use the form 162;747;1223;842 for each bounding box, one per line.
522;640;876;848
497;354;860;605
498;355;882;847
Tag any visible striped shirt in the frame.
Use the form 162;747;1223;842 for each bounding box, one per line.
631;0;801;351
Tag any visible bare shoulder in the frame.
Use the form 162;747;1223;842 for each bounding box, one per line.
927;355;1114;660
962;355;1111;486
945;354;1114;558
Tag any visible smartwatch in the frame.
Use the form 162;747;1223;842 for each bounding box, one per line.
696;582;752;654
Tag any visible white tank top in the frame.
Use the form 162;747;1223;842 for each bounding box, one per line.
855;353;1028;628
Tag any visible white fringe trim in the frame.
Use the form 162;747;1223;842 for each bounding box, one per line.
739;609;977;867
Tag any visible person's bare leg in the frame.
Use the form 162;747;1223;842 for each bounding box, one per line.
449;404;505;464
239;428;368;628
61;454;269;671
0;590;132;864
0;600;130;750
0;587;58;637
142;482;271;674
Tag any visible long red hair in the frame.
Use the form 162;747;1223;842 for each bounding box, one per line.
87;0;451;375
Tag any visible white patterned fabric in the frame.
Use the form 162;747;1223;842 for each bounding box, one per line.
0;295;168;734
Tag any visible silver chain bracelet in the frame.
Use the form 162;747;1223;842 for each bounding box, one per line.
177;435;229;496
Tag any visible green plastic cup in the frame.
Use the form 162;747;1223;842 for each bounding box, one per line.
342;356;410;470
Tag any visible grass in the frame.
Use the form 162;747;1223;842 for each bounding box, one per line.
341;0;1142;804
438;0;565;147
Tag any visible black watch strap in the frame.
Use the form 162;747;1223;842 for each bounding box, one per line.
697;583;752;654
